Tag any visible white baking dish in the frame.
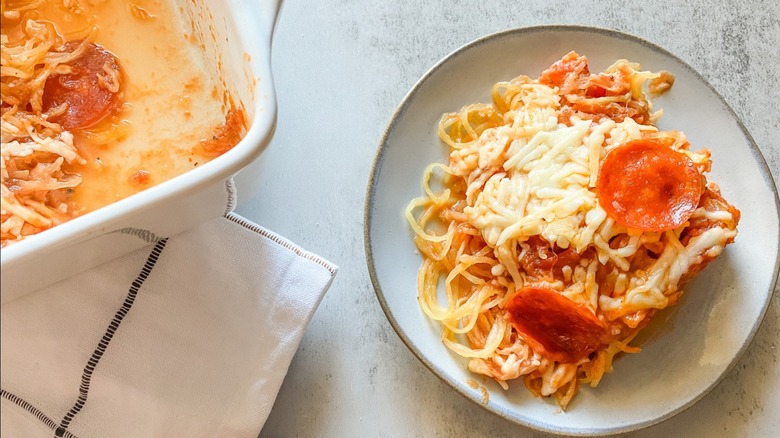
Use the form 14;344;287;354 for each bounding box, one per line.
0;0;281;303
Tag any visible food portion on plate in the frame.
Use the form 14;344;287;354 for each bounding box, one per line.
405;51;740;409
1;0;246;247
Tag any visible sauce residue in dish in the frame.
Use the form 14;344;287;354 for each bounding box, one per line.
1;0;246;246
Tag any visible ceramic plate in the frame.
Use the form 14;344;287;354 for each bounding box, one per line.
364;26;779;435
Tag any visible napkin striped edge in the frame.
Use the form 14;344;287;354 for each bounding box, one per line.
225;212;338;275
223;179;336;275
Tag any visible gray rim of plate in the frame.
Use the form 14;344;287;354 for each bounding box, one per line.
363;24;780;436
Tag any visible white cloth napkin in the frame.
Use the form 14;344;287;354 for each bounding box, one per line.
0;212;337;438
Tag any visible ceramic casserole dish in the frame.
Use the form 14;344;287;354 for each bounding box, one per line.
1;0;281;302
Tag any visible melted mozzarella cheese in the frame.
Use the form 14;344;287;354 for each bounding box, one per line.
456;82;735;317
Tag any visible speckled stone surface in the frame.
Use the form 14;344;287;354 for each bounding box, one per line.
236;0;779;436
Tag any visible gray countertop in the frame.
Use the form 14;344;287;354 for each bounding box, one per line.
237;0;780;436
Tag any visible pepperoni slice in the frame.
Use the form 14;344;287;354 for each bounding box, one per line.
42;41;123;129
597;138;704;231
506;286;608;363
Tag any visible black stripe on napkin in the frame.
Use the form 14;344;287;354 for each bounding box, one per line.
54;238;168;437
0;389;78;438
112;227;162;243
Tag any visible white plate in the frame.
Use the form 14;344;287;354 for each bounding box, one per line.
364;26;779;436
